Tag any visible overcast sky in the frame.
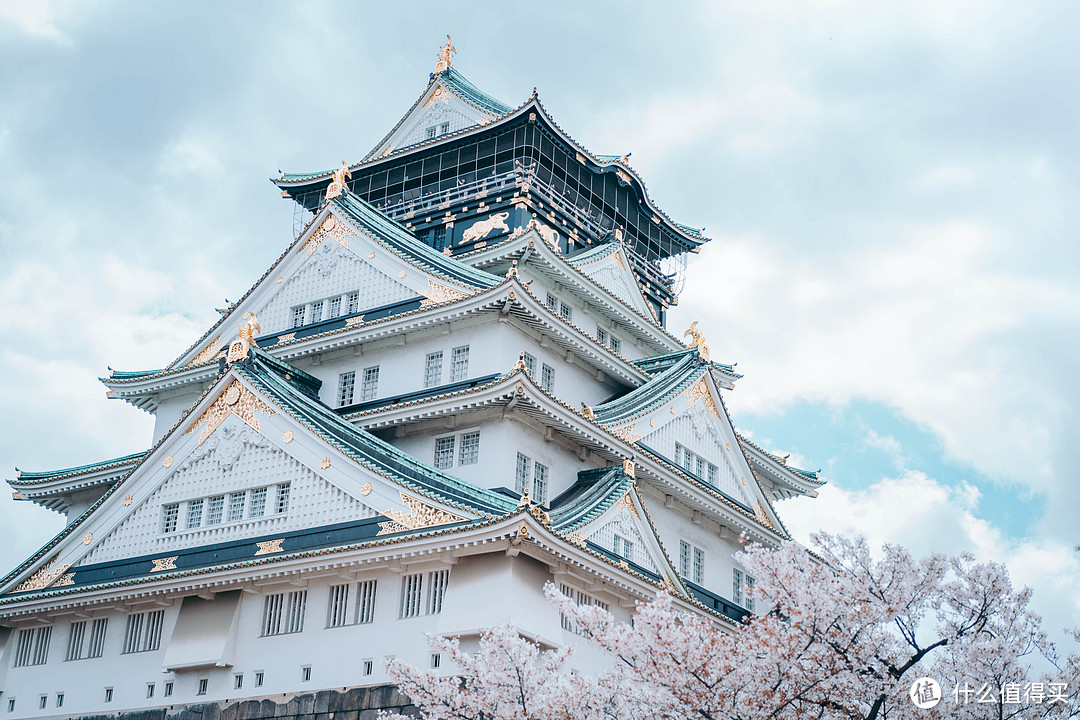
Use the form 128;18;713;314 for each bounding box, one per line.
1;0;1077;656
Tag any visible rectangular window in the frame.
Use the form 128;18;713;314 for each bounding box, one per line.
431;226;447;251
356;579;377;624
234;674;243;690
328;296;341;318
610;336;621;354
66;621;86;661
614;534;633;560
254;673;263;687
434;436;455;469
38;697;46;711
87;618;108;658
164;682;174;697
426;126;437;139
400;573;424;618
146;683;155;699
227;493;246;523
515;453;531;495
559;301;573;321
559;584;608;634
533;462;549;504
261;590;307;636
301;666;311;682
546;293;558;310
522;352;536;376
7;699;14;713
337;371;355;407
327;584;351;628
693;548;705;584
249;487;267;518
104;687;113;703
450;345;469;382
186;498;204;529
427;570;449;614
292;306;305;328
196;679;207;696
123;610;163;654
310;300;324;324
162;504;179;534
276;483;291;514
431;653;441;669
14;626;51;667
55;694;63;709
707;464;718;485
696;456;706;478
363;659;373;676
541;363;555;392
207;495;224;525
361;365;380;401
458;431;480;465
439;122;450;134
679;541;691;578
596;327;607;345
347;291;359;315
424;351;443;388
733;569;743;606
745;575;756;612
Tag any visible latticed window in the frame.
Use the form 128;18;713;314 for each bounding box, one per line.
227;493;245;522
707;464;718;486
560;302;573;321
249;487;267;518
13;626;51;667
425;126;437;139
693;547;705;584
337;371;355;407
541;363;555;392
276;483;291;514
733;569;755;610
679;541;691;577
328;296;341;318
87;618;107;658
450;345;469;382
515;453;531;495
356;579;377;624
430;226;447;251
327;584;350;628
522;352;536;376
533;462;549;504
347;291;359;315
400;573;424;618
262;590;307;636
161;504;179;534
311;301;323;324
546;293;558;310
122;610;163;654
614;534;633;560
361;366;379;401
427;570;449;614
610;336;621;354
680;541;705;584
424;351;443;388
207;495;224;525
434;437;455;469
596;327;607;345
292;306;305;328
458;432;480;465
186;499;204;529
66;621;86;661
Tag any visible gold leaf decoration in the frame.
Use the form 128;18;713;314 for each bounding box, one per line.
420;279;468;307
685;378;719;421
255;539;284;556
152;556;178;572
163;456;174;468
360;482;372;496
618;493;638;518
53;573;75;587
377;492;467;536
282;431;294;444
186;336;222;367
13;555;71;593
183;379;276;445
303;214;356;257
610;425;643;444
82;533;93;545
276;332;296;345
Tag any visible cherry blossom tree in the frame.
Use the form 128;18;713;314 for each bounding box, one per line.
385;533;1079;720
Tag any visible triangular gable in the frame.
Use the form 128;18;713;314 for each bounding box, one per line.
172;201;492;368
567;242;654;318
1;355;509;597
367;67;510;160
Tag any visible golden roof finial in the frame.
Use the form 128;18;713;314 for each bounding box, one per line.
325;161;352;201
227;312;261;363
434;35;456;74
684;321;711;363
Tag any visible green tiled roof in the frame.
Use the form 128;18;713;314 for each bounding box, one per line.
13;451;149;485
439;66;512;115
108;369;163;380
239;349;516;517
594;353;704;425
332;191;502;291
548;466;634;533
566;241;621;266
633;347;737;376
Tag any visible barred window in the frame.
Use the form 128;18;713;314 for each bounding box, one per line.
680;541;704;584
66;621;85;661
733;569;755;610
162;504;179;534
596;327;607;345
249;487;267;518
458;431;480;465
327;584;351;628
227;493;246;522
356;579;377;624
546;293;558;310
430;226;447;251
533;462;549;504
558;584;608;634
693;547;705;585
614;534;633;560
427;570;449;614
610;336;621;354
87;618;108;658
186;499;204;529
347;291;359;315
361;366;380;401
276;483;291;514
262;590;307;636
400;573;424;618
679;541;691;577
696;456;706;478
292;306;305;328
522;352;536;376
122;610;163;654
425;126;437;139
541;363;555;392
434;437;455;469
707;464;718;485
424;351;443;388
328;296;341;318
515;453;531;495
559;302;573;321
311;301;323;324
450;345;469;382
337;371;355;407
207;495;224;525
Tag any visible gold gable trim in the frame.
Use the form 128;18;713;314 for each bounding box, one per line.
377;492;468;536
183;379;276;445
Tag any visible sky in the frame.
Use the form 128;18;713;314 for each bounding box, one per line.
0;0;1077;660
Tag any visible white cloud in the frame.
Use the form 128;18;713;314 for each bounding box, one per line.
0;0;74;47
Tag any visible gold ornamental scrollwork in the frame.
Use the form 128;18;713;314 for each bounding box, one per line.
152;556;178;572
324;161;352;202
610;424;643;444
186;336;222;367
685;378;719;421
303;212;356;257
13;554;72;593
255;539;284;556
377;492;468;536
433;35;456;74
684;321;711;363
618;492;639;518
420;279;468;308
184;379;276;445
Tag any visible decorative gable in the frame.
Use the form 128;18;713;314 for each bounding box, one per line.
370;79;495;159
399;101;477;148
569;243;654;317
